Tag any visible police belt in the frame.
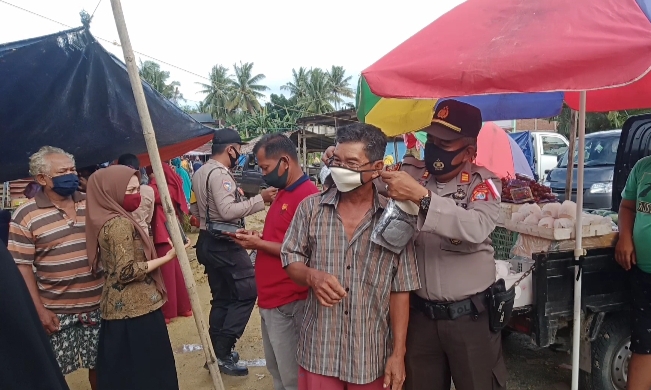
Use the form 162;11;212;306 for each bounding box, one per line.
412;291;487;321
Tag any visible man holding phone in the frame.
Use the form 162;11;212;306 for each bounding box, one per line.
231;134;318;390
191;128;276;376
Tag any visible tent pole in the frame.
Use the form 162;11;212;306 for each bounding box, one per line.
565;111;578;201
108;2;225;389
571;91;587;390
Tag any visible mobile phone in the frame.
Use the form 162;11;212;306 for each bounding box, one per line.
213;224;239;235
164;219;189;245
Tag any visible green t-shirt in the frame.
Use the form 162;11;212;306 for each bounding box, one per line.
622;156;651;273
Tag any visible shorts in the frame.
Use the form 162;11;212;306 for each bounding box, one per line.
298;366;385;390
50;309;101;374
631;267;651;354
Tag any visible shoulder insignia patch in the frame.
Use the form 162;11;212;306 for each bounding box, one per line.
385;162;403;172
460;172;470;184
223;180;233;192
471;183;489;201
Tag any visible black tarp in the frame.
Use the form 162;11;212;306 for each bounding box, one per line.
0;27;213;182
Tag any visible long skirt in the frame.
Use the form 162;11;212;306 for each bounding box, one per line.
97;309;179;390
156;243;192;320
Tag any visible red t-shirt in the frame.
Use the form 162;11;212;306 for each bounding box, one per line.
255;175;318;309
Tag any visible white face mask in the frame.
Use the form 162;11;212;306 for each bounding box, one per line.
329;166;365;192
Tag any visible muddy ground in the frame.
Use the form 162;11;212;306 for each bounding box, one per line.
67;210;573;390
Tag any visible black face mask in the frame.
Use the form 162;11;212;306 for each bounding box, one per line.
263;158;289;189
425;143;467;176
228;147;240;168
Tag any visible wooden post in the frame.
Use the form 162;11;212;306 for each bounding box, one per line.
564;111;578;202
108;1;225;389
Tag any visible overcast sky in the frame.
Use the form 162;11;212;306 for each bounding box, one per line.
1;0;463;106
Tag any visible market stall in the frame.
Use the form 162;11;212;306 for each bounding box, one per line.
491;174;618;308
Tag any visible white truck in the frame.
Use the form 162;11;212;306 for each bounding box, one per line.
510;131;569;181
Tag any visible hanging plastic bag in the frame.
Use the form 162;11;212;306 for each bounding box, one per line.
371;199;419;254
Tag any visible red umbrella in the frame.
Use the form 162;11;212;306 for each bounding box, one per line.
362;0;651;108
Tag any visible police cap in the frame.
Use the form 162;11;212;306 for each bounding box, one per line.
213;128;247;145
423;100;482;141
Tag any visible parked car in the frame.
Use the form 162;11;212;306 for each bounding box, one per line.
544;129;621;210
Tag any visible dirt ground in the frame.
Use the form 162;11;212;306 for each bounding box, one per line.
66;209;574;390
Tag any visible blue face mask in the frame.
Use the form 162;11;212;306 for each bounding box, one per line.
49;173;79;196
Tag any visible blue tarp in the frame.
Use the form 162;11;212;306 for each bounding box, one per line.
0;27;214;182
508;131;535;175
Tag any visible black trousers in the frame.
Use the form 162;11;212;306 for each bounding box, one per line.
196;230;257;358
97;309;178;390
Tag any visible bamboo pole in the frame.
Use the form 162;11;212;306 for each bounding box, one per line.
564;111;578;201
108;1;224;389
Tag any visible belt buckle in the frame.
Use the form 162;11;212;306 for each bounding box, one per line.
432;304;449;320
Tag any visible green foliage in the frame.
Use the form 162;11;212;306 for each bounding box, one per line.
142;60;355;138
138;60;183;105
551;104;651;138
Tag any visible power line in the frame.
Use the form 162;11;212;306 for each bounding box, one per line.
90;0;102;19
0;0;360;128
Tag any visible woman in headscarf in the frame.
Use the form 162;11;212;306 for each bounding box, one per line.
146;164;193;323
86;165;182;390
170;157;192;204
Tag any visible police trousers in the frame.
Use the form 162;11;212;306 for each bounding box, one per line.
405;296;507;390
196;230;257;358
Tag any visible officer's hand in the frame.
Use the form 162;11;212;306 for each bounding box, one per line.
322;146;335;165
232;229;262;250
380;171;429;204
306;269;347;307
383;354;406;390
615;235;636;271
261;187;278;203
37;307;60;335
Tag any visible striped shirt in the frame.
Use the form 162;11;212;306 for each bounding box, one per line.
8;191;104;314
281;187;421;385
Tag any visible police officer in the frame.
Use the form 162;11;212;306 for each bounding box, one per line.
191;128;276;376
321;100;505;390
382;100;505;390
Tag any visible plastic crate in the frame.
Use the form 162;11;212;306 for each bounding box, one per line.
491;227;519;260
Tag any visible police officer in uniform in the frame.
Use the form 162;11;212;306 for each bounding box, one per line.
191;129;276;376
381;100;506;390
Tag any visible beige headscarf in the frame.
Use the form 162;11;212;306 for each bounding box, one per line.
85;165;166;296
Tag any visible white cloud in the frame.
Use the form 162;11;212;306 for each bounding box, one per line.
1;0;464;105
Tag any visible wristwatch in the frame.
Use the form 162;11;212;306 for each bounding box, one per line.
419;190;432;213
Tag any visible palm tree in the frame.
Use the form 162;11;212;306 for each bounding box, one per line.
327;65;354;109
281;67;310;100
138;60;184;104
301;68;335;115
197;65;233;124
229;62;269;114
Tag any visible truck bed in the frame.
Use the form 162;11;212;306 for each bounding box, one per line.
525;247;630;347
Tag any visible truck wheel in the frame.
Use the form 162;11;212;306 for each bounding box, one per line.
579;315;631;390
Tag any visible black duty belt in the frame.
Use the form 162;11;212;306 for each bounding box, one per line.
412;292;487;321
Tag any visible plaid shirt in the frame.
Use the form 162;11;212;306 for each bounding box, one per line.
281;187;421;384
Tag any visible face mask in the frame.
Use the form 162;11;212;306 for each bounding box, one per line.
122;193;142;212
263;158;289;189
425;143;467;176
329;166;371;193
48;173;79;197
228;147;240;167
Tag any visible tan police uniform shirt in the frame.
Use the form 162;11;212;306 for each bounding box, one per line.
132;184;154;235
383;156;502;302
190;159;265;230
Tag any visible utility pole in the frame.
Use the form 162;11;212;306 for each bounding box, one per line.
108;1;225;389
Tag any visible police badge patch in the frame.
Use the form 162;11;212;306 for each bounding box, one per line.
450;239;462;245
223;180;233;192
